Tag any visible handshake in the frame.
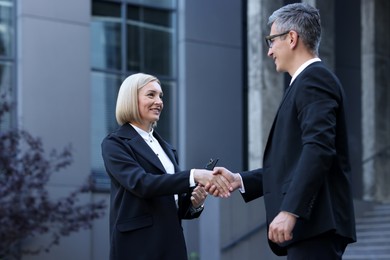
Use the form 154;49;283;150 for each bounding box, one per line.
192;166;298;245
193;167;242;198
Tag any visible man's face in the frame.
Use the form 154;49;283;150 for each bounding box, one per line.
266;23;290;73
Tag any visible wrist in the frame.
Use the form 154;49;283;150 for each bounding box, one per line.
191;204;204;213
234;173;242;188
193;169;206;185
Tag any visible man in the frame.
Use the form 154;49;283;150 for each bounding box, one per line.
210;3;356;259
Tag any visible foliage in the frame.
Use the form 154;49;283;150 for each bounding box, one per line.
0;94;106;259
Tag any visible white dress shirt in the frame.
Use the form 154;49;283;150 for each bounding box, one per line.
131;124;197;208
290;57;321;85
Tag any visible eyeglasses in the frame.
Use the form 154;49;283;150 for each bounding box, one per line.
265;31;290;48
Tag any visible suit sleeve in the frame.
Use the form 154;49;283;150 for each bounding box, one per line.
177;189;203;220
101;134;191;198
240;168;264;202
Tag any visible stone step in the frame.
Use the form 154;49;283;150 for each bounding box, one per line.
346;245;390;251
354;229;390;237
363;206;390;216
363;211;390;217
343;203;390;260
356;216;390;224
348;237;389;245
373;204;390;210
343;254;390;260
356;222;390;230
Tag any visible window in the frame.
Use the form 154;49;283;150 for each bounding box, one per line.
0;0;15;130
91;0;177;191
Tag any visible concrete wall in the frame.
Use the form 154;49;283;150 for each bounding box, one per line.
178;0;245;259
361;0;390;202
17;1;110;259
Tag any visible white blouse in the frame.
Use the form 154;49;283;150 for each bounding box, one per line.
131;124;178;204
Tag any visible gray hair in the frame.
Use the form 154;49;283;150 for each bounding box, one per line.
268;3;321;56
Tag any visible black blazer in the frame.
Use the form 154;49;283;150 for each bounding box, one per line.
241;62;356;256
101;124;201;260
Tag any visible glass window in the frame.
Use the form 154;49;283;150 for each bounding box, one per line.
91;2;122;70
91;0;177;191
126;0;175;9
126;5;141;72
0;0;15;130
0;0;14;58
126;5;175;76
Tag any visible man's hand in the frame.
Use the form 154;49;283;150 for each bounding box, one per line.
268;211;297;244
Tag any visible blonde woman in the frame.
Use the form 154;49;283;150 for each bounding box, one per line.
101;73;230;260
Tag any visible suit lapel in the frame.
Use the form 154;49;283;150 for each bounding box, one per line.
153;131;180;172
115;124;167;174
263;62;322;161
264;80;297;160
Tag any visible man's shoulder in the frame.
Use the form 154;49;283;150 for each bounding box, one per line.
304;61;326;71
302;61;338;79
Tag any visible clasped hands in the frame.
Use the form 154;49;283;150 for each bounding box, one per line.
193;167;297;244
193;167;241;198
188;167;236;211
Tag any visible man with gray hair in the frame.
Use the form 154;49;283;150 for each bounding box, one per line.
211;3;356;259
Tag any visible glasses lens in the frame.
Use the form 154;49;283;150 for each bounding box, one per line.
265;38;273;48
265;31;289;48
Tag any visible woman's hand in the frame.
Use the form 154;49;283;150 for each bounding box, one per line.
191;185;208;208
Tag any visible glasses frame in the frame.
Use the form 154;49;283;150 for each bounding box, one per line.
265;31;290;48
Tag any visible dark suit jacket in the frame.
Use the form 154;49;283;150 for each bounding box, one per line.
241;62;356;256
101;124;201;260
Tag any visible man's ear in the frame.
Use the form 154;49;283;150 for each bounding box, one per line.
289;30;299;49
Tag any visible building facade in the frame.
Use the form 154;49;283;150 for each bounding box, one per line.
2;0;388;259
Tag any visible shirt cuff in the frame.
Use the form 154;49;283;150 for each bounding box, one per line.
190;204;204;214
238;174;245;193
286;211;299;218
189;169;196;187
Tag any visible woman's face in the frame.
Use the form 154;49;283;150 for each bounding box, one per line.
137;81;163;131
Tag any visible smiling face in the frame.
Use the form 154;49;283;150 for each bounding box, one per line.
267;23;291;73
136;81;163;132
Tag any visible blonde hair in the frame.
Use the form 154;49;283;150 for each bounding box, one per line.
115;73;160;126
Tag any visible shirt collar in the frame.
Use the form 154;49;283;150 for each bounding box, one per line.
290;57;321;85
130;123;154;141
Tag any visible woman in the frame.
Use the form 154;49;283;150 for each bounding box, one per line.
101;73;228;260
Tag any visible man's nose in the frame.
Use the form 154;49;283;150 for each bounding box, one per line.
267;48;273;57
